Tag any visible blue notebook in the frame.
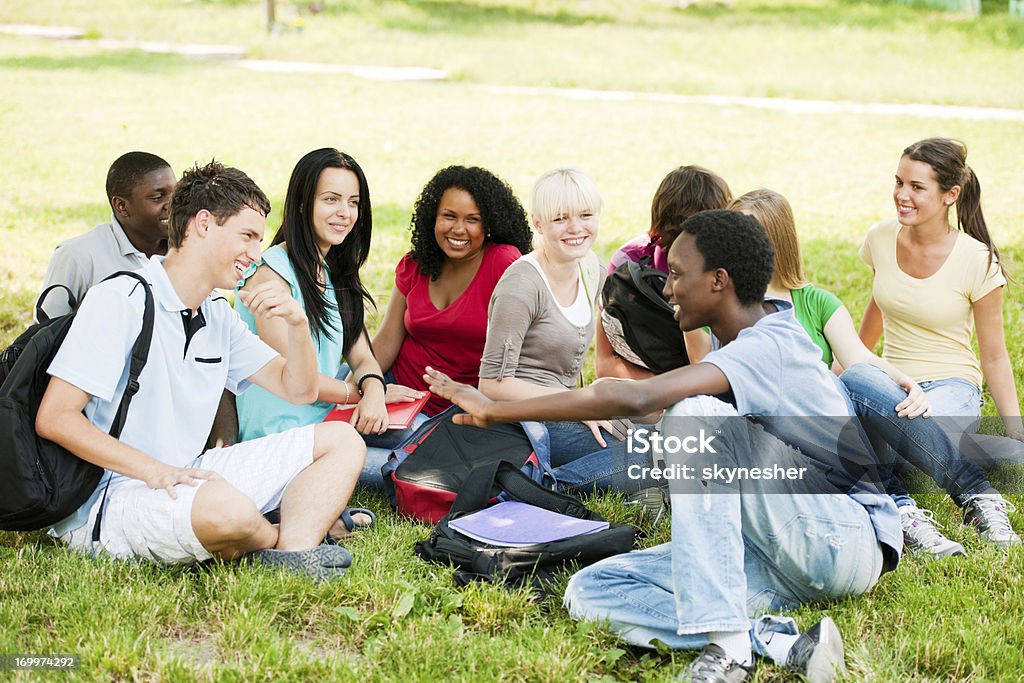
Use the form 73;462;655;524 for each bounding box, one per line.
449;501;609;547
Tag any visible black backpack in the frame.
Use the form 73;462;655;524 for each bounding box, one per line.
601;256;688;374
0;271;154;532
414;460;636;591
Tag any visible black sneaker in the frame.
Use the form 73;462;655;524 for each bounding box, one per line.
680;643;752;683
785;616;847;683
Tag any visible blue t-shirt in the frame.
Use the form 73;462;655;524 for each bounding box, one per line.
233;245;343;441
701;299;902;562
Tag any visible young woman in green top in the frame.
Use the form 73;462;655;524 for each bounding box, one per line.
730;189;925;386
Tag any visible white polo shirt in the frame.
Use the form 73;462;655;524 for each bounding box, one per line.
37;217;153;320
47;256;277;535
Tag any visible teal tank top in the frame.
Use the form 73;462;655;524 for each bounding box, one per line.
233;244;344;441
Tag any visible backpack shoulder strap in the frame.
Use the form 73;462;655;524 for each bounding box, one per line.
100;271;156;440
450;460;599;521
35;284;78;323
90;270;156;543
626;259;673;310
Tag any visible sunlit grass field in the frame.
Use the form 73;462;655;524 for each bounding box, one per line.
0;1;1022;680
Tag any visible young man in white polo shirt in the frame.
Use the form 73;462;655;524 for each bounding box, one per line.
36;161;367;580
38;151;175;320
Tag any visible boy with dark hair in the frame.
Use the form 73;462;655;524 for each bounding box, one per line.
38;151;175;319
36;161;368;581
425;209;901;682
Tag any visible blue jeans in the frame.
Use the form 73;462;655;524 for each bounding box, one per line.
839;364;1005;508
564;396;883;654
544;420;649;494
338;364;432;491
359;412;429;491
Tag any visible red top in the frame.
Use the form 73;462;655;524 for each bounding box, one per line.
391;243;521;415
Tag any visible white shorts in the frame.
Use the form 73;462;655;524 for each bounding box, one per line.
64;425;315;564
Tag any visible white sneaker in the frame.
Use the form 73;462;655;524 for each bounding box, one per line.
963;494;1022;547
899;505;966;558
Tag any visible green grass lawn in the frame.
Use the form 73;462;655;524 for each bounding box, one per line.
1;1;1023;680
3;0;1024;107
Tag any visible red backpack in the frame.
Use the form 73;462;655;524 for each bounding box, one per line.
381;408;555;524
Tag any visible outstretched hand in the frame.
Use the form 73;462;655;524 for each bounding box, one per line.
894;377;931;418
423;366;494;428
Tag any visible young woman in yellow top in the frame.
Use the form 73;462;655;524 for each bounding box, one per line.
858;138;1021;550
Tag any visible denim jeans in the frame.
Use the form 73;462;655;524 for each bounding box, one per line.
544;420;649;494
563;396;883;653
337;364;432;491
839;364;1002;508
359;412;429;491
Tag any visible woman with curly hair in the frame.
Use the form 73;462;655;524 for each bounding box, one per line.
372;165;533;416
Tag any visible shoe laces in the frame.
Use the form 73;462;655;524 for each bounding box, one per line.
688;645;747;682
900;506;951;546
967;495;1018;535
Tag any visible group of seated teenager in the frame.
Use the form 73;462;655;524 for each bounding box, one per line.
30;137;1021;683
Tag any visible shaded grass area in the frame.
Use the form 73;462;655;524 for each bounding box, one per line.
1;26;1023;682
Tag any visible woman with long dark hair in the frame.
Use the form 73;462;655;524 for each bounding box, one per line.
234;148;419;491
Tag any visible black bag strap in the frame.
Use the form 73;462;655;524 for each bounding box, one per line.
91;270;156;542
35;284;78;323
627;259;672;311
450;460;596;521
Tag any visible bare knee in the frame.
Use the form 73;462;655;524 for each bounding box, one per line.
192;480;266;545
313;421;367;466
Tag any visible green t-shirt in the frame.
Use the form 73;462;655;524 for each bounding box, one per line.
790;284;843;366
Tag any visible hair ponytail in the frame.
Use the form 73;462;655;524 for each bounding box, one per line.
955;165;1003;278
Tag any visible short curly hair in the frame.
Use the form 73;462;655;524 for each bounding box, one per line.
678;209;775;306
409;166;532;280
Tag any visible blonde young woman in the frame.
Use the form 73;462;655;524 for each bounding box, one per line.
478;168;644;494
855;138;1022;549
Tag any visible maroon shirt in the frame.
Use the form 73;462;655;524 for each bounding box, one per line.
391;243;521;415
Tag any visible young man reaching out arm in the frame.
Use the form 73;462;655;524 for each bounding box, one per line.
426;210;901;683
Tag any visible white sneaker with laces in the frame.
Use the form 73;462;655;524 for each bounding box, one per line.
963;494;1022;547
899;505;966;558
